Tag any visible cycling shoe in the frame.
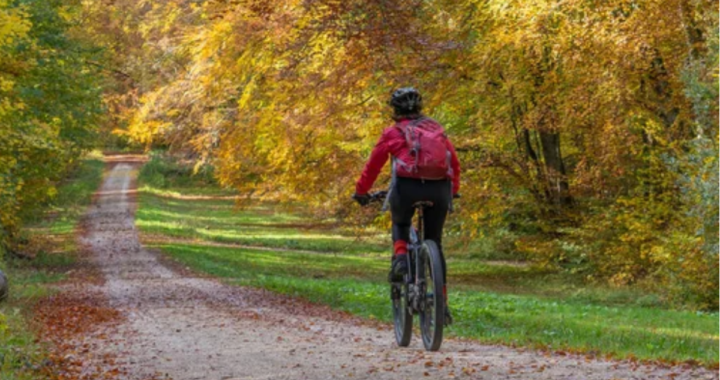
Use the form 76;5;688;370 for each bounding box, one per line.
388;255;408;282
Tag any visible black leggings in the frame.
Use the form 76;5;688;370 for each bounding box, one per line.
389;177;451;282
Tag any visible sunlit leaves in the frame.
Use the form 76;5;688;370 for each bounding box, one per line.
0;0;105;248
94;0;718;308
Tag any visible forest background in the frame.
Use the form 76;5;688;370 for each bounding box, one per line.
0;0;718;310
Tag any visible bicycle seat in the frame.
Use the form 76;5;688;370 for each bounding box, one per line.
413;201;434;208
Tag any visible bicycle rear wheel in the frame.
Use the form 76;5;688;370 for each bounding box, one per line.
418;240;445;351
391;282;412;346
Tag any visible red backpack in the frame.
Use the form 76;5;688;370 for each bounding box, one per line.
393;117;451;180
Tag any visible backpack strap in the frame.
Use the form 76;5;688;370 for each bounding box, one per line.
381;157;397;212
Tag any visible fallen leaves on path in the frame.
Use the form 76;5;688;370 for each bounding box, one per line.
33;289;127;379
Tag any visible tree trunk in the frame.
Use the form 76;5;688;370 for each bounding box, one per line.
539;131;572;207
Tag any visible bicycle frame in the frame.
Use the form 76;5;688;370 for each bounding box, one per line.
403;204;429;313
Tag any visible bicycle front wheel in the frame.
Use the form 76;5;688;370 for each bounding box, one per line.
418;240;445;351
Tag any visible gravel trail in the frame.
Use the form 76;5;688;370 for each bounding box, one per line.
72;158;716;380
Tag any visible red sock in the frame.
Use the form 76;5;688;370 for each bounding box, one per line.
393;240;408;257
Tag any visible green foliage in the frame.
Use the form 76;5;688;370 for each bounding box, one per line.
661;19;720;310
139;151;218;190
0;0;105;251
462;227;526;262
0;157;104;380
0;307;45;380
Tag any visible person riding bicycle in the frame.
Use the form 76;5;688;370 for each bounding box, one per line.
352;87;461;316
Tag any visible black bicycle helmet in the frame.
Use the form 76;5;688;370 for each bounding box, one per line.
390;87;422;115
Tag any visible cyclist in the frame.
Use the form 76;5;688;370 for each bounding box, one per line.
352;87;460;318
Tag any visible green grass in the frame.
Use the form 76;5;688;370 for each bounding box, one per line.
0;156;105;380
136;154;719;366
137;192;388;254
135;179;671;307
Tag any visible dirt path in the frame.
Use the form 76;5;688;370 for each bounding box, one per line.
69;159;715;380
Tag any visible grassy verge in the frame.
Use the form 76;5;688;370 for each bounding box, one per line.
0;156;104;379
137;154;719;366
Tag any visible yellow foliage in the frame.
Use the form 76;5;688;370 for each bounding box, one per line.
81;0;718;308
1;0;105;248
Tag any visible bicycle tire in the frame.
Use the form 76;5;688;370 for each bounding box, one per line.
418;239;445;351
391;282;412;347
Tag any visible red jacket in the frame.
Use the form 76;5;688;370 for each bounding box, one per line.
355;118;461;195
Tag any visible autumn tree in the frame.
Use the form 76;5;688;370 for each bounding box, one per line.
0;0;105;253
90;0;718;308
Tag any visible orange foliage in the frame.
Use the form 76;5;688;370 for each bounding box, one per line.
84;0;718;308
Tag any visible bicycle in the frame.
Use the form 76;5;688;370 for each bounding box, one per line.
367;191;447;351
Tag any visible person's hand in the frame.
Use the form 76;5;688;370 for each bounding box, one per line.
453;193;461;199
352;193;370;206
